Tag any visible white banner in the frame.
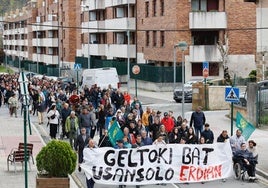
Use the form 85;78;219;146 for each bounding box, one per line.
81;142;233;185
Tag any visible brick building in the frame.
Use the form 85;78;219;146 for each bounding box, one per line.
137;0;257;81
2;0;264;88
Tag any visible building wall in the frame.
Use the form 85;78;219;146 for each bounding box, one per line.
136;0;191;64
226;0;256;55
62;0;78;67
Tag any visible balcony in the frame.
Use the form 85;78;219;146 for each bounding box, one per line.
32;38;58;47
81;21;105;33
82;0;105;10
189;45;224;62
32;54;58;64
105;17;135;32
105;44;136;59
105;0;135;7
81;43;106;56
189;12;227;29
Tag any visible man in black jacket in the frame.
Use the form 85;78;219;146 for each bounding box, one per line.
74;127;90;172
190;106;206;140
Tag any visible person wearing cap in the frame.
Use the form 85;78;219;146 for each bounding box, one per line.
47;103;60;139
248;140;258;158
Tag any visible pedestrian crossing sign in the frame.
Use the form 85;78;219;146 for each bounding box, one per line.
74;63;81;70
225;87;239;102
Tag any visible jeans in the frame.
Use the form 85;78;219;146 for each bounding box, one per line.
194;126;203;140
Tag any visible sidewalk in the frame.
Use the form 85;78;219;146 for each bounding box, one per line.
0;105;78;188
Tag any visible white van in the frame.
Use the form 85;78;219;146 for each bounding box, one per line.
81;67;120;89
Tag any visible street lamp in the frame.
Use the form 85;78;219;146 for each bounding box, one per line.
177;41;188;118
18;21;21;72
173;45;178;91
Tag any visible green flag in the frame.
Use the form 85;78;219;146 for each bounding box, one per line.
236;112;256;141
108;120;124;147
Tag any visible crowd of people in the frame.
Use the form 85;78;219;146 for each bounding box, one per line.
0;72;259;187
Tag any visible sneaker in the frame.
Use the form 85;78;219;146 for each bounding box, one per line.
78;166;81;172
222;178;226;182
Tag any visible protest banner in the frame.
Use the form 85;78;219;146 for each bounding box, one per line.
81;142;233;185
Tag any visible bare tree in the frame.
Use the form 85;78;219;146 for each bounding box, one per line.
217;34;232;85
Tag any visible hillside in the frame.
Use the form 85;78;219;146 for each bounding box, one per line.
0;0;28;16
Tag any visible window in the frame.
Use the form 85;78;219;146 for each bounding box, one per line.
160;0;164;16
191;0;207;11
192;62;219;76
146;31;150;46
153;31;157;47
145;2;149;17
160;31;165;47
192;31;218;45
152;0;156;16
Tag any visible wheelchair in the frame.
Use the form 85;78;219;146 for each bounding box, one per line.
233;155;258;182
233;160;248;181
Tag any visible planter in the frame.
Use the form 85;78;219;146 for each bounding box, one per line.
36;175;70;188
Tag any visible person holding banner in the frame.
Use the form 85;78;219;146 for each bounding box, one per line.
85;138;98;188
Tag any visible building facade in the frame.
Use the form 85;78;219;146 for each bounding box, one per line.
137;0;257;81
2;0;263;89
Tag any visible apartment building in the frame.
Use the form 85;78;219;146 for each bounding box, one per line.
3;0;78;75
137;0;257;81
77;0;136;66
2;0;262;86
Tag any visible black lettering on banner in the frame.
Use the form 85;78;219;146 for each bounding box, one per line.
137;148;149;166
202;148;214;165
165;168;174;180
113;168;124;181
102;167;113;180
136;168;145;182
118;150;128;167
125;169;136;182
182;147;191;164
148;150;158;162
155;167;163;180
146;168;155;180
192;147;200;165
128;150;138;167
169;148;173;164
104;150;115;166
92;166;102;180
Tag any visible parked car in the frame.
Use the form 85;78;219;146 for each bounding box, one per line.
173;79;212;103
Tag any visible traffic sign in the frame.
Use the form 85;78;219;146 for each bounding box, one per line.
132;65;140;75
203;61;209;78
225;87;239;102
74;63;82;70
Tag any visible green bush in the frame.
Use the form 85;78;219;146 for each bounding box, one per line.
36;140;77;177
